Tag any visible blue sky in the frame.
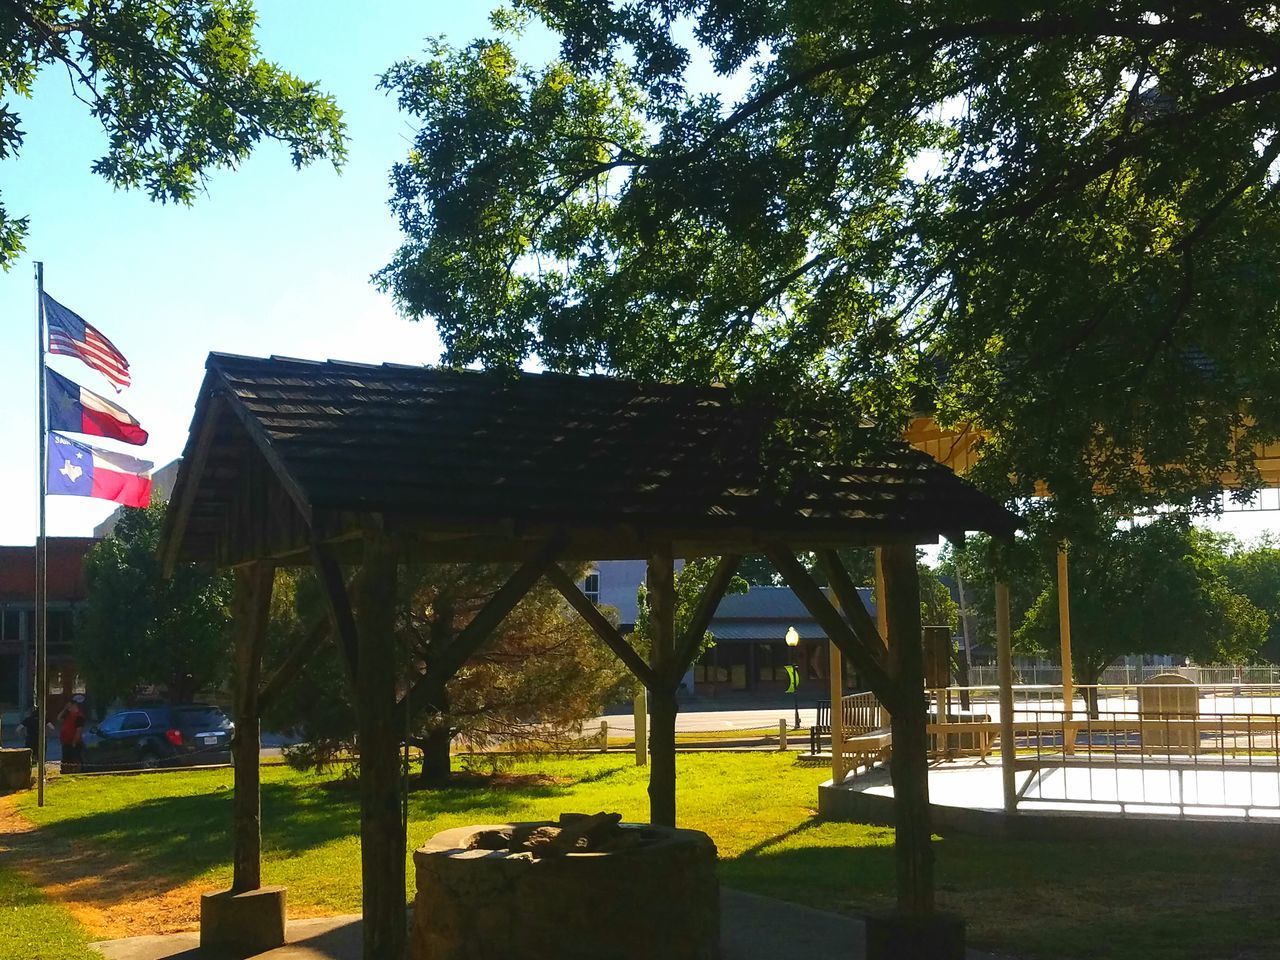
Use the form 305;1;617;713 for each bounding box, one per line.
1;3;1275;548
0;3;564;543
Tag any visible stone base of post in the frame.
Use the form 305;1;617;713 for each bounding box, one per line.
200;886;287;956
0;748;33;792
865;909;965;960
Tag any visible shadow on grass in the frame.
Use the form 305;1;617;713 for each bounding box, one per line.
9;768;591;915
720;818;1280;960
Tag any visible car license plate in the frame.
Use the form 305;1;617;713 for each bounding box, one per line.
203;736;218;745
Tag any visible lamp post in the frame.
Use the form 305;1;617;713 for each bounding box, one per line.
785;626;801;730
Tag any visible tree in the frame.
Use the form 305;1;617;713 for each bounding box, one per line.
1212;533;1280;664
0;0;346;266
77;502;233;705
631;556;749;662
379;4;1280;524
1019;519;1267;712
938;533;1050;659
266;562;633;785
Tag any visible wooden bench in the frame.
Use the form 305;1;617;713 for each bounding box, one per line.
838;727;893;774
810;700;832;753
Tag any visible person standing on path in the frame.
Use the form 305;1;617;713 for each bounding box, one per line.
20;704;43;756
56;694;87;773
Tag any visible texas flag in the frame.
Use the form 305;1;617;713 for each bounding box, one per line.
46;368;148;445
48;433;153;508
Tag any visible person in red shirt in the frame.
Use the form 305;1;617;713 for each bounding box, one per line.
56;695;86;773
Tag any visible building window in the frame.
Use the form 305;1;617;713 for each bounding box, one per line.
0;609;19;643
583;570;600;605
47;609;75;650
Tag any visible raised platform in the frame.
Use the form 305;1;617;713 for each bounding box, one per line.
820;758;1280;842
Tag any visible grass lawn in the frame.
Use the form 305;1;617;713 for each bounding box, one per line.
3;753;1278;960
0;863;98;960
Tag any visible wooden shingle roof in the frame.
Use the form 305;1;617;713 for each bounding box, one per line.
161;353;1020;569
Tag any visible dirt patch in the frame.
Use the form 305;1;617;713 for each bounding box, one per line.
0;798;340;940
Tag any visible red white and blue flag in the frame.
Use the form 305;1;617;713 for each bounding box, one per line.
43;293;132;392
47;432;153;508
46;368;148;446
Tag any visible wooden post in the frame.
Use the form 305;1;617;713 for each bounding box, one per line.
875;547;892;722
231;563;273;894
829;639;846;782
356;535;405;960
634;686;647;766
779;718;788;751
646;547;678;828
599;720;609;751
874;547;890;639
1057;543;1075;754
995;581;1018;815
881;544;933;915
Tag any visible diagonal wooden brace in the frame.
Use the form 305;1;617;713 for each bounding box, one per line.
670;555;742;685
545;563;658;690
398;535;567;724
764;545;901;712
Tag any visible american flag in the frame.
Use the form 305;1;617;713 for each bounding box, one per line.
43;293;132;392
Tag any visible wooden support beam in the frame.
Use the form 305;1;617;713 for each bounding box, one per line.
815;548;888;658
671;554;742;681
874;547;892;722
646;546;678;828
995;580;1018;816
258;615;329;713
829;639;846;784
231;562;274;894
311;543;360;684
399;536;567;722
764;545;897;708
1057;543;1075;752
544;564;658;690
355;534;404;960
881;543;934;916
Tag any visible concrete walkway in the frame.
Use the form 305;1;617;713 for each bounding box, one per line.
93;890;1006;960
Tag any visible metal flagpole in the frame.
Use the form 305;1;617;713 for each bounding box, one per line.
35;261;48;807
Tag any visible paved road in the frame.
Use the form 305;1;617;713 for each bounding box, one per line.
593;705;821;735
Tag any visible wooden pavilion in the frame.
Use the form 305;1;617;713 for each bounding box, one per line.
159;353;1021;960
905;414;1280;808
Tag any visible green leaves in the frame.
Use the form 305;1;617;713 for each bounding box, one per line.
78;502;233;704
1017;519;1268;676
0;1;346;268
381;2;1280;522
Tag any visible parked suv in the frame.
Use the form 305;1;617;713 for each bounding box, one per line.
83;704;234;771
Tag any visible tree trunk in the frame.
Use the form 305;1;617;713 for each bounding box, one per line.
954;650;972;711
1080;662;1105;720
647;686;678;827
418;724;452;787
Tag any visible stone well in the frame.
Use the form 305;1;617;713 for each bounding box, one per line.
412;815;719;960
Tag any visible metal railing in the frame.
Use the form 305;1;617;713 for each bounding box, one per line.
850;682;1280;814
1013;704;1280;814
967;664;1280;687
